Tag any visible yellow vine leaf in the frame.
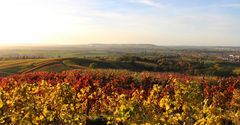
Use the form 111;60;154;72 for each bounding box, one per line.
0;99;3;108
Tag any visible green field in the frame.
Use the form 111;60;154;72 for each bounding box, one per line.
0;58;159;76
0;45;240;77
0;56;240;77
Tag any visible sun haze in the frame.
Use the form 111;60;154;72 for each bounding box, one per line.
0;0;240;46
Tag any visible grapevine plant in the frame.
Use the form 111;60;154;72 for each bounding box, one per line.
0;69;239;124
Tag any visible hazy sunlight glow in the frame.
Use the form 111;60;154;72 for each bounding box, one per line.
0;0;76;45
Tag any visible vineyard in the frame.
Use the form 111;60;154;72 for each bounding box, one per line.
0;69;239;124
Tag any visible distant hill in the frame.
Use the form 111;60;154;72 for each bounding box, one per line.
87;44;159;48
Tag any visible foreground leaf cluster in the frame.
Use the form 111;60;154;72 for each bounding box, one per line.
0;69;239;124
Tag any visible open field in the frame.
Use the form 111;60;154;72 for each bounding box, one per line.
1;54;240;77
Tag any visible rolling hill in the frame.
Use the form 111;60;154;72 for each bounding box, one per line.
0;57;160;77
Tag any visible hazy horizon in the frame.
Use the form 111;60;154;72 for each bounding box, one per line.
1;43;240;48
0;0;240;46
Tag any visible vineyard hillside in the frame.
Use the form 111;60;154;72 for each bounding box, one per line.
0;69;239;124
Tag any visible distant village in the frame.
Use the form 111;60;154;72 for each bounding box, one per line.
222;55;240;62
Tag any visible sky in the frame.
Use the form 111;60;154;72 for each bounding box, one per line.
0;0;240;46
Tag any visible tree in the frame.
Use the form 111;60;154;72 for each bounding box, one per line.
89;63;97;69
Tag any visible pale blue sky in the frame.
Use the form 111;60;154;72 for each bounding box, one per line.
0;0;239;46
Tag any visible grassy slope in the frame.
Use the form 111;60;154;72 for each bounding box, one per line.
0;58;159;76
0;59;67;75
